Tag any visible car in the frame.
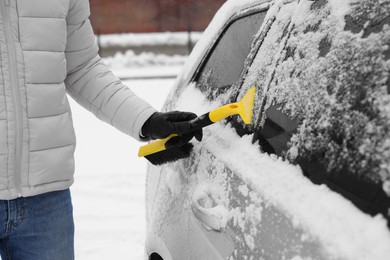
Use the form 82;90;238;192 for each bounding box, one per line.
144;0;390;259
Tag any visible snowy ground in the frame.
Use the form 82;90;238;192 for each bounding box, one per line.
70;74;174;259
98;32;202;49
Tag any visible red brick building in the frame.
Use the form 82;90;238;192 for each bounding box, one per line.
89;0;226;34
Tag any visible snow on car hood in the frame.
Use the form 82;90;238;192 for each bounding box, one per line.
175;84;390;260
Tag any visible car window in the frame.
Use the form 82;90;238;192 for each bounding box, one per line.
194;11;266;99
230;2;297;139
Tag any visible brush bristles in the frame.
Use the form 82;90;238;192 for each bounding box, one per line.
144;143;194;165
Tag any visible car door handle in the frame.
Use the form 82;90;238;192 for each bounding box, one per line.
191;189;229;231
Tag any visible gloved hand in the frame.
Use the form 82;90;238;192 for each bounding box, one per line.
141;111;203;148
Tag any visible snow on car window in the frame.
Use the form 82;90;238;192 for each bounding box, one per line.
239;0;301;126
244;0;390;187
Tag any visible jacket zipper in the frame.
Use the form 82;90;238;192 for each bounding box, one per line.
1;0;23;197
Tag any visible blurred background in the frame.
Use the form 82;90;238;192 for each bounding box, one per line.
69;0;226;259
91;0;226;57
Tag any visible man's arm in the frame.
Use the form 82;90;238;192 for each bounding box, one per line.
64;0;156;141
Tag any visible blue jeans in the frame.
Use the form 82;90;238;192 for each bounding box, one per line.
0;189;74;260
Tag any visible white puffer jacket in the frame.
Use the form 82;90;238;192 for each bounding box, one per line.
0;0;156;199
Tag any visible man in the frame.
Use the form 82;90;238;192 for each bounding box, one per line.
0;0;201;259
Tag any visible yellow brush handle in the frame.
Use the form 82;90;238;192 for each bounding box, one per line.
138;134;177;157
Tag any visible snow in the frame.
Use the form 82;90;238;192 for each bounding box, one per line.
101;50;187;80
192;182;229;230
238;184;249;197
174;85;390;260
384;181;390;197
71;77;173;259
239;0;390;184
108;65;182;81
103;50;187;69
164;167;182;197
99;45;191;81
328;0;353;27
292;0;312;26
98;32;203;48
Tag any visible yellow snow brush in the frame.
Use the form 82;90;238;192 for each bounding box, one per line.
138;87;256;165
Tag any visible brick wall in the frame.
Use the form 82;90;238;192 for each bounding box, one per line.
89;0;226;34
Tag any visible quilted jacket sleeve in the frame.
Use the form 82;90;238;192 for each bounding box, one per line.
64;0;156;141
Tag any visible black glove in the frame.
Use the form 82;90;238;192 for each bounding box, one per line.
141;111;203;147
